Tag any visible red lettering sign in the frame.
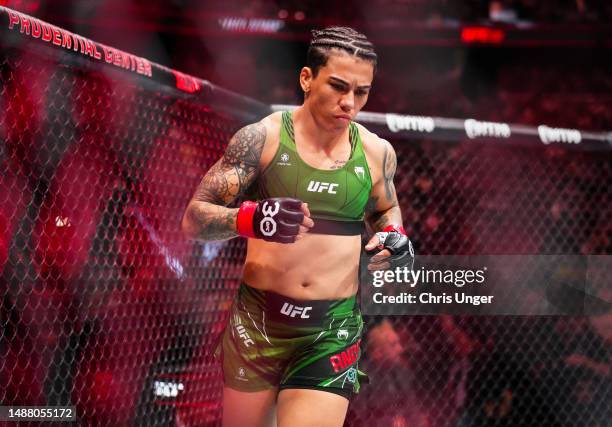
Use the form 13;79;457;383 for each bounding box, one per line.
61;30;72;49
31;20;41;38
85;39;94;57
52;28;61;46
41;23;52;42
8;10;19;30
102;46;113;63
93;44;101;60
20;16;30;34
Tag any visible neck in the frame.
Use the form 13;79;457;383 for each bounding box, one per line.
293;104;348;149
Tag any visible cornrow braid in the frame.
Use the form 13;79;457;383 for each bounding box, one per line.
307;26;377;77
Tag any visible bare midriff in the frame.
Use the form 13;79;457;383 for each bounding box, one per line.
242;232;361;300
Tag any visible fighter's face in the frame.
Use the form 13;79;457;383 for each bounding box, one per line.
301;51;374;130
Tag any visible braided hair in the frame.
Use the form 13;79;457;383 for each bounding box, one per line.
307;26;377;77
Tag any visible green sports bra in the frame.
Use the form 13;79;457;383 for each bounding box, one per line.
252;111;373;235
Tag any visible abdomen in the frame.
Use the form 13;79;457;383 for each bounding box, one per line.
242;234;362;300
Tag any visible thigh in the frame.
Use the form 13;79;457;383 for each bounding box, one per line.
276;388;349;427
280;310;365;397
223;386;278;427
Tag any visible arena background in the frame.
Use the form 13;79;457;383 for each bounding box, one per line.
1;1;611;426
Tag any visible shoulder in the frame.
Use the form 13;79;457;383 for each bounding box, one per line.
252;111;283;169
354;122;395;183
227;111;283;150
259;111;283;136
231;111;282;142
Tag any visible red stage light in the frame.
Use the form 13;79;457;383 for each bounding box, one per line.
461;26;506;44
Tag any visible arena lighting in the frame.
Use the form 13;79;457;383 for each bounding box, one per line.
0;0;39;14
1;6;611;426
461;26;505;44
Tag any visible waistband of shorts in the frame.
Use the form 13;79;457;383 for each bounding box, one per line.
237;282;357;324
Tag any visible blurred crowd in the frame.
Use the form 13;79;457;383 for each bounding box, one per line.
6;0;610;132
244;45;612;132
174;0;612;25
348;315;611;427
1;3;610;426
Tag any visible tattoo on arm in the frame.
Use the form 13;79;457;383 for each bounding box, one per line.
366;205;402;232
184;203;238;241
365;195;379;214
382;142;398;202
194;123;266;205
364;141;402;232
185;122;266;240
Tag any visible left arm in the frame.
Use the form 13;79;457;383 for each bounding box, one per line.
364;139;414;270
365;139;402;232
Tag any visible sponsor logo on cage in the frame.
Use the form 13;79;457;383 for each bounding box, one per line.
385;113;435;133
260;201;279;237
280;302;312;318
153;380;184;398
307;181;338;194
329;340;361;373
6;9;153;77
218;17;285;33
537;125;581;145
172;70;201;94
278;152;292;166
354;166;365;180
464;119;511;139
337;329;349;340
346;367;357;383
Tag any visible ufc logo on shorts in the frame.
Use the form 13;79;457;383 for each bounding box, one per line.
280;302;312;319
307;181;338;194
235;323;254;347
260;201;279;237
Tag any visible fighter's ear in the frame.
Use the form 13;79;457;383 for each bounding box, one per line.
299;67;313;93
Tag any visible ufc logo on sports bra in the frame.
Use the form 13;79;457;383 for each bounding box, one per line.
307;181;338;194
280;303;312;319
260;201;279;237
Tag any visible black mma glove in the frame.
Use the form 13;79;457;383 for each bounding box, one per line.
237;198;305;244
365;225;415;270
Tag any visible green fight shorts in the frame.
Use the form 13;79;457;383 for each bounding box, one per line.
220;283;366;399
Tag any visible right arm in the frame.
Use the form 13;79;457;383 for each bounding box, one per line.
181;121;267;241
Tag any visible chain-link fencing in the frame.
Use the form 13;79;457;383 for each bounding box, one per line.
1;6;610;427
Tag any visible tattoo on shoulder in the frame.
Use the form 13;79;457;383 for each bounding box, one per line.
224;122;267;175
194;122;266;205
382;141;397;202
